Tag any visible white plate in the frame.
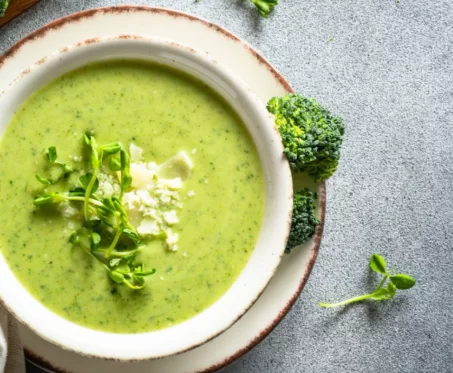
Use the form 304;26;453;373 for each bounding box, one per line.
0;6;325;373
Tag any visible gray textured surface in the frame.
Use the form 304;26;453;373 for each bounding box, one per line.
1;1;453;372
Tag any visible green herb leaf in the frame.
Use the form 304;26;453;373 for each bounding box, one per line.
101;142;122;155
33;194;54;206
109;271;125;284
68;187;86;197
370;287;395;301
389;274;416;290
90;233;101;251
83;133;91;145
109;157;122;171
369;253;387;275
79;173;99;194
46;146;57;163
36;175;51;185
134;269;156;277
123;228;140;245
69;231;79;245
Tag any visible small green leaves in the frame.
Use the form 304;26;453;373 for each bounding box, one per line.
33;134;155;290
36;175;51;185
68;187;86;197
370;283;396;301
109;271;125;284
90;233;101;251
79;173;99;194
369;253;386;275
33;193;65;206
35;146;74;185
46;146;57;163
120;149;132;196
33;194;54;206
100;142;122;155
389;274;416;290
109;157;122;171
123;228;140;246
319;254;415;309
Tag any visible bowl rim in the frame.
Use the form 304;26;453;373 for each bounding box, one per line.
0;34;293;361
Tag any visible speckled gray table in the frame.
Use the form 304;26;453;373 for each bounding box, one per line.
1;1;452;372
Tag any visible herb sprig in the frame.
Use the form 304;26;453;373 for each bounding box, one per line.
33;135;155;290
36;146;74;185
319;254;416;308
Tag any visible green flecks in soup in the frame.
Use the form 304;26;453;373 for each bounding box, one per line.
0;60;265;333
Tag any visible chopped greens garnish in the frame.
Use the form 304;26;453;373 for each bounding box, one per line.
33;135;155;290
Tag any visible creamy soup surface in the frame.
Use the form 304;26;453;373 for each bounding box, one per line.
0;60;265;333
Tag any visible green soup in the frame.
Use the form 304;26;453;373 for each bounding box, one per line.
0;61;265;333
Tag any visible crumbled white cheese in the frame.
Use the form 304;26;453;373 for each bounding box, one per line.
188;190;196;197
129;163;155;189
165;229;179;252
163;210;179;225
137;218;161;236
160;177;182;190
157;151;193;181
95;172;120;199
58;202;78;218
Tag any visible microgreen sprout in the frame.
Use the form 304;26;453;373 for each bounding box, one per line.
319;254;416;308
33;135;155;290
36;146;74;185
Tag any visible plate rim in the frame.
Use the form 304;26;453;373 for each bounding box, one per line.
0;5;326;373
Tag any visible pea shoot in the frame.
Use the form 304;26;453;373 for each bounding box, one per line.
33;134;155;290
319;254;416;308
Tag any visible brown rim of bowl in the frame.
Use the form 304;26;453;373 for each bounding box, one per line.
1;5;326;373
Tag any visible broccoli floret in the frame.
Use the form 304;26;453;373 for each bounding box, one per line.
0;0;9;17
286;189;320;253
250;0;278;18
267;94;344;182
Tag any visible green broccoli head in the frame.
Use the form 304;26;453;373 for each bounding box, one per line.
267;94;344;182
0;0;9;17
286;189;320;253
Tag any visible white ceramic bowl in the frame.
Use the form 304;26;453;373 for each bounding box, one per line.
0;36;292;361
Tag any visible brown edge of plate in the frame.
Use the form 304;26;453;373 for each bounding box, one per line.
0;5;326;373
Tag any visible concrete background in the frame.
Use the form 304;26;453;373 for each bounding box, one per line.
1;1;452;372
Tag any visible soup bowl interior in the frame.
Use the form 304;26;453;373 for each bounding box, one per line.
0;36;292;360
